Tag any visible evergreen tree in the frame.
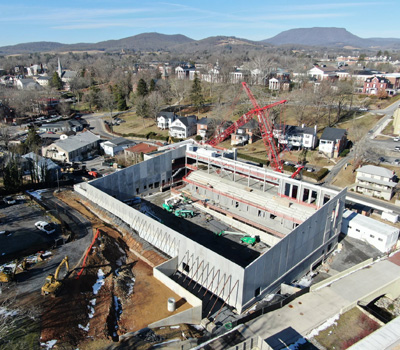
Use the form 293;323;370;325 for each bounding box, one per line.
25;128;42;153
50;72;63;90
149;79;156;92
113;85;128;111
3;156;22;191
137;79;148;97
190;73;204;109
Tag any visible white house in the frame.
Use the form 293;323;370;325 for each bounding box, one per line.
157;112;177;130
341;209;399;253
100;137;136;157
169;116;197;139
355;165;397;200
319;127;347;158
274;124;318;150
308;65;338;81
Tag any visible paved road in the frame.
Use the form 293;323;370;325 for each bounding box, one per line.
5;189;93;297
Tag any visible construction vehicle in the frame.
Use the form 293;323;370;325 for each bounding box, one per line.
41;256;69;297
206;82;286;172
174;209;194;218
0;262;17;283
215;230;259;246
162;203;174;212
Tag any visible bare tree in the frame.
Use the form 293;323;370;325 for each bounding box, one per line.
147;91;164;121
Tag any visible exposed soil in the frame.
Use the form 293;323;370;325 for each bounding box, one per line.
36;190;193;349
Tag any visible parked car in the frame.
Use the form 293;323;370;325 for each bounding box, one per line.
0;230;11;236
35;221;55;234
394;137;399;142
3;196;16;205
393;159;400;165
379;157;385;162
395;146;400;151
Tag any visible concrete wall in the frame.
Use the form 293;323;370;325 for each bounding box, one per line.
91;146;186;199
150;257;203;327
75;180;246;312
241;188;347;310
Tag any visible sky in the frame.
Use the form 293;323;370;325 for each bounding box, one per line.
1;1;399;47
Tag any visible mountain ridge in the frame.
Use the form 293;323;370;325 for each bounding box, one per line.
1;28;400;55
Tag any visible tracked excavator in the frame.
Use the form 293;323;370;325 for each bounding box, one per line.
0;258;26;283
41;256;69;297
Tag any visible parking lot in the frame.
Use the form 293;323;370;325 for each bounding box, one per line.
0;195;62;263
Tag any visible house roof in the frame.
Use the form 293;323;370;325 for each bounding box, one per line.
108;137;136;147
174;115;197;127
320;127;347;141
23;152;60;170
356;165;395;178
52;131;99;153
157;111;175;119
197;117;215;125
125;143;158;154
241;119;259;130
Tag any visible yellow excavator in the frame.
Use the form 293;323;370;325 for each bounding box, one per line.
41;256;69;297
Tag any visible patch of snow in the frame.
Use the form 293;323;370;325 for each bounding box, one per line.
40;339;57;349
152;339;181;347
89;299;96;306
127;277;136;296
0;307;18;317
170;325;180;329
263;294;275;302
190;324;204;331
78;323;90;332
306;313;339;338
297;275;312;288
287;337;307;349
41;251;52;258
92;269;105;295
27;189;47;200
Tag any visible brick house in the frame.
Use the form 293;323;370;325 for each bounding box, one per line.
363;76;393;95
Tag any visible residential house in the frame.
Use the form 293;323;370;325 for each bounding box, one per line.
26;64;43;76
15;78;41;90
34;76;51;87
319;127;347;158
341;209;399;253
197;117;215;139
157;112;177;129
124;143;158;164
22;152;61;182
42;131;100;162
100;137;136;156
363;76;393;95
231;119;258;146
355;165;397;200
308;65;338;81
169;115;197;139
273;124;318;150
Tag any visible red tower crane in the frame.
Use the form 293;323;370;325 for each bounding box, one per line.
206;82;286;172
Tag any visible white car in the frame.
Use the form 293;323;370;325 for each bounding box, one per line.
35;221;55;234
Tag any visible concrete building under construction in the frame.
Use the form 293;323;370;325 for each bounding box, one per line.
75;141;346;319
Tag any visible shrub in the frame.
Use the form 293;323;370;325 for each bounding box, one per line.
237;152;269;165
339;149;350;157
195;135;203;141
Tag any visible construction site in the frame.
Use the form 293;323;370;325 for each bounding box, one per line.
1;83;348;349
74;84;347;330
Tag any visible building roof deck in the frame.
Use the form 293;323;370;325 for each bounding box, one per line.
186;170;316;224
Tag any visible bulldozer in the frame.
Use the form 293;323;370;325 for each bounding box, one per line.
41;256;69;297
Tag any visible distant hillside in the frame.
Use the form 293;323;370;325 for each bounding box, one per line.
262;27;400;49
0;41;65;55
63;32;195;52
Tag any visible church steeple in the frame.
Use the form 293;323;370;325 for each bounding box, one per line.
57;58;63;78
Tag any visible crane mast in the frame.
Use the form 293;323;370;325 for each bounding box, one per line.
206;83;286;172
